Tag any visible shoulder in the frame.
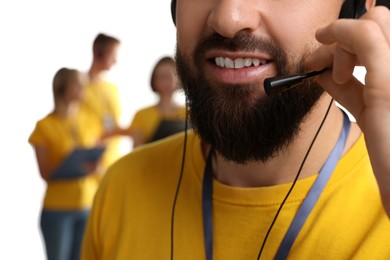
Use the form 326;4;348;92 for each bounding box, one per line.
110;131;188;173
85;78;118;91
98;78;118;89
103;81;118;89
137;105;158;113
33;113;57;129
133;105;158;117
28;113;57;144
177;105;187;117
99;130;199;192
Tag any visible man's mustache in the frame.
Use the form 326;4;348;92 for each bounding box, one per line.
194;32;279;57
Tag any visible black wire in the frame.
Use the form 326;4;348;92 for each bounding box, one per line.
257;97;334;260
170;101;189;260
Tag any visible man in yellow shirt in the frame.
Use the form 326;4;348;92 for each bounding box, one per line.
82;1;390;259
81;33;123;173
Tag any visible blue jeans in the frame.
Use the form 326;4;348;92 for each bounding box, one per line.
40;209;90;260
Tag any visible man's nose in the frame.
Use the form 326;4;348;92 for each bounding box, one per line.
207;0;261;38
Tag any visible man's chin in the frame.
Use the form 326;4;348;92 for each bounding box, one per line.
209;82;266;106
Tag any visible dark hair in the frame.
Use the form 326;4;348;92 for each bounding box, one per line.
376;0;390;8
339;0;366;19
93;33;120;59
150;56;176;92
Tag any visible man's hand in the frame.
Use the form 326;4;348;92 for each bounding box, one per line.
305;6;390;217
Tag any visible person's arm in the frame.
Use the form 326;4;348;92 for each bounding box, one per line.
99;127;133;140
131;130;145;149
305;6;390;216
108;83;122;128
34;144;105;180
33;145;56;182
127;110;147;148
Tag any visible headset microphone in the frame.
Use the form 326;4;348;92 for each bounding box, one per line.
264;69;326;96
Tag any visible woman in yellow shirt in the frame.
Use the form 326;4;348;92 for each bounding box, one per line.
29;68;104;260
129;56;189;148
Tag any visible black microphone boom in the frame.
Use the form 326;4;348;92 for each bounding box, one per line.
264;69;326;96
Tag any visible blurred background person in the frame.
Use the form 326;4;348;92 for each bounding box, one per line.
81;33;124;172
28;68;104;260
128;56;189;148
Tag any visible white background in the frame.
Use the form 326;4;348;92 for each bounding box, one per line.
0;0;178;259
0;1;366;259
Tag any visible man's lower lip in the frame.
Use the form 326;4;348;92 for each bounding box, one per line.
206;63;274;85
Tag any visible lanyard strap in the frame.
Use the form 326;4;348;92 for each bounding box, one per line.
275;113;350;259
202;113;351;260
203;148;214;260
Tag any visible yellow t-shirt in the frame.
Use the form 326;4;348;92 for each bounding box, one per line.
129;105;187;143
82;131;390;259
81;79;123;170
29;108;104;210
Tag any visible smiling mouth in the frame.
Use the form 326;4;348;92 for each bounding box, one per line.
213;57;271;69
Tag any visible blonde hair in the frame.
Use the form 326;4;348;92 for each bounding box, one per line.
52;68;80;106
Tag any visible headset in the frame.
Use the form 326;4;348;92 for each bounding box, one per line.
169;1;367;259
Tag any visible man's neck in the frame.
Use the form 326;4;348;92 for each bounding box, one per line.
158;95;179;114
204;96;361;188
88;64;105;82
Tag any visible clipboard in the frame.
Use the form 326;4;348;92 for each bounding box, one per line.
52;146;106;180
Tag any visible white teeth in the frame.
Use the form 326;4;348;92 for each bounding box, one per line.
215;57;225;67
234;58;245;69
244;58;252;67
215;57;220;66
214;57;267;68
224;58;234;69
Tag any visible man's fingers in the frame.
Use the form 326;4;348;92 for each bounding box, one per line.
316;70;364;120
361;6;390;45
315;16;390;73
332;47;357;84
305;45;333;71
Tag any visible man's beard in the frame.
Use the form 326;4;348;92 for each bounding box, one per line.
175;33;324;164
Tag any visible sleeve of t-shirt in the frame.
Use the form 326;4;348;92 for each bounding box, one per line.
28;121;47;147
